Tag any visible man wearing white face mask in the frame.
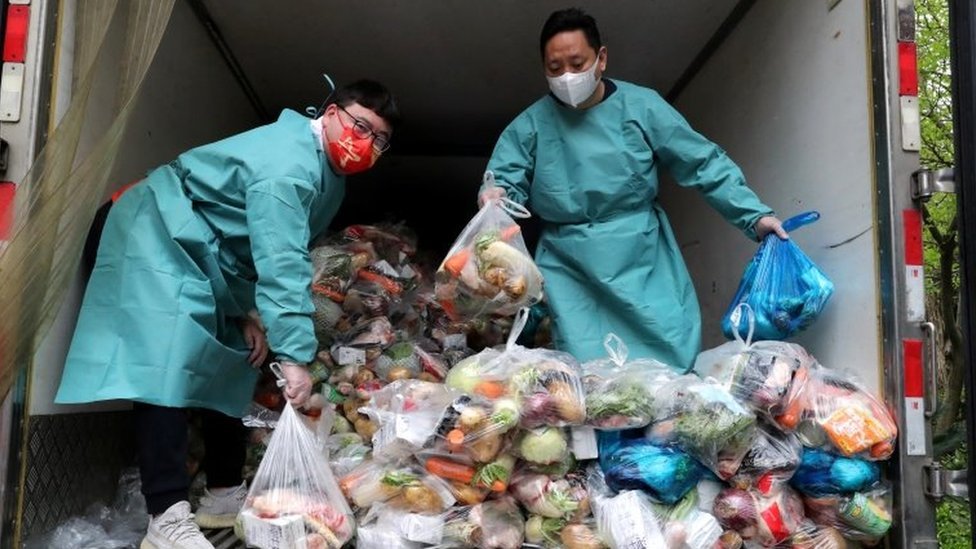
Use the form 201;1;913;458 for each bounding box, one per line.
479;8;788;371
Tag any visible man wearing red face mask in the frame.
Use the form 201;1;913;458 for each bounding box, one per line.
55;80;399;548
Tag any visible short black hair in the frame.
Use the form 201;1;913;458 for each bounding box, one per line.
539;8;602;59
328;79;401;129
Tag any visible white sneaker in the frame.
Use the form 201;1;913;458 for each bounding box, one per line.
141;501;215;549
194;482;248;529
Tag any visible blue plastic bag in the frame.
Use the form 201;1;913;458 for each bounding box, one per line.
597;430;707;504
722;211;834;340
790;448;881;497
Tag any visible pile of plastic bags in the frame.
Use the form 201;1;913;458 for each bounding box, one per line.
234;202;896;549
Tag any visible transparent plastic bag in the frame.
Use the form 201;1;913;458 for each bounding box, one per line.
774;363;897;460
802;485;893;542
722;211;834;341
582;334;675;430
783;523;847;549
712;486;807;547
446;310;587;429
509;468;591;520
356;502;447;547
360;380;459;462
435;172;544;320
728;423;802;494
238;403;355;549
440;496;526;549
597;430;706;505
523;516;606;549
587;466;668;549
789;448;881;497
420;452;518;495
326;433;371;477
646;374;758;480
647;491;723;549
337;460;456;515
695;307;815;423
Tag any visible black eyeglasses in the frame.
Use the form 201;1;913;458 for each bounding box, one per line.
336;105;391;153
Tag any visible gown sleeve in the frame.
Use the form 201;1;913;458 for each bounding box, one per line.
245;177;319;363
484;114;537;206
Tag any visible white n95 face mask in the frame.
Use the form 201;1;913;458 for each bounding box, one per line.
547;60;600;107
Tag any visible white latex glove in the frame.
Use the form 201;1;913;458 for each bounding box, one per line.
478;186;507;208
276;361;313;408
754;215;790;240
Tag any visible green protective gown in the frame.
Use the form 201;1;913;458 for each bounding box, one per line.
486;79;772;370
55;109;344;416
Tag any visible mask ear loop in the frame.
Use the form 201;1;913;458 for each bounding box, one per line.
305;73;338;118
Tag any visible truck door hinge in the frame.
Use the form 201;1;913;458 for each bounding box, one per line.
912;167;956;201
924;462;969;501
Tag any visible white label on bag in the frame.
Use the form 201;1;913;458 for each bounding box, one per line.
401;513;445;545
374;260;399;277
241;510;306;549
337;346;366;366
601;492;666;548
570;426;599;460
400;264;417;279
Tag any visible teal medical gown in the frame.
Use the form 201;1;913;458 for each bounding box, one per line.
55;109;344;416
486;80;772;370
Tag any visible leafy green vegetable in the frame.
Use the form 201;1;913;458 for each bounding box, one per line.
381;470;419;487
586;381;653;419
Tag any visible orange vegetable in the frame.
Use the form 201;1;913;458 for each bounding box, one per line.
499;225;521;241
443;248;472;278
491;480;506;492
425;457;476;484
446;429;466;448
312;283;345;303
474;381;506;399
358;270;403;296
776;366;809;430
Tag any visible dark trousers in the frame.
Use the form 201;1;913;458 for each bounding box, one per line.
134;402;247;515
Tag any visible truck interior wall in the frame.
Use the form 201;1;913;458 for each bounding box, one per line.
31;0;260;415
659;0;881;393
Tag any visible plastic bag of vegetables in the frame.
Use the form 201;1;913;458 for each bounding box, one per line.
802;485;893;542
695;308;815;423
238;403;355;549
524;516;606;549
774;362;897;460
582;334;675;430
648;491;724;549
360;380;460;463
446;311;587;429
712;485;807;547
728;423;803;494
597;430;706;505
646;374;758;480
337;460;456;515
721;211;834;341
427;392;520;464
435;172;544;320
789;448;881;497
783;523;847;549
441;496;526;549
326;433;371;477
587;466;669;549
510;469;591;520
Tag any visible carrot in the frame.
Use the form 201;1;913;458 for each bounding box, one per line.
474;381;505;399
776;366;809;430
443;247;472;278
312;283;345;303
425;457;476;484
490;480;506;493
446;429;466;448
358;270;403;296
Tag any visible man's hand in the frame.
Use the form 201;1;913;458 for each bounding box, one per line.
755;215;789;240
239;315;268;367
279;361;313;408
478;186;507;208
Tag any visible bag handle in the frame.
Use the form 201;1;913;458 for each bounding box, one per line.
729;303;756;347
505;307;531;350
602;333;629;366
781;211;821;232
483;170;530;219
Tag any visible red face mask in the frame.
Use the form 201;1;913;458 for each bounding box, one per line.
326;120;379;175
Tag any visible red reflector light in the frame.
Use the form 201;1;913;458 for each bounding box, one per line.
2;5;29;63
898;41;919;96
0;181;15;240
